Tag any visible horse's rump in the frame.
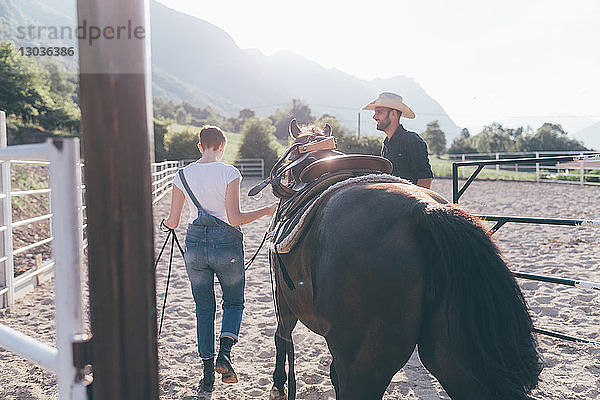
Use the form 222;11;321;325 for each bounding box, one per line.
275;181;542;398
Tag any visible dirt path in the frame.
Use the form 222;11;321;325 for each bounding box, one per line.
1;178;599;399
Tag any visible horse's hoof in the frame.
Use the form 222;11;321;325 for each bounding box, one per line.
269;386;287;400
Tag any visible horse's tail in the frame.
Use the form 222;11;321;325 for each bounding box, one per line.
411;202;543;399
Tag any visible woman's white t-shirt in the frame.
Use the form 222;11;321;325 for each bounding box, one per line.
173;161;241;225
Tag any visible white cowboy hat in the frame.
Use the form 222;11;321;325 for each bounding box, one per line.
362;92;416;119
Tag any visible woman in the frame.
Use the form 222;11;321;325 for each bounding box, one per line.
164;125;277;392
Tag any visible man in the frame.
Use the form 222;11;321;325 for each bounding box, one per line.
363;92;433;189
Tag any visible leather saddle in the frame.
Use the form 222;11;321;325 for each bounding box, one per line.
269;154;393;253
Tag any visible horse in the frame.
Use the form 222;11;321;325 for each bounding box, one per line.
256;120;543;400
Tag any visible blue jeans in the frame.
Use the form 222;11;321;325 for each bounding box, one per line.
184;221;245;360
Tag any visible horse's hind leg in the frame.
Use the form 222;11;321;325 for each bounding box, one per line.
417;304;492;399
326;349;410;399
271;332;296;400
271;300;298;400
326;325;419;400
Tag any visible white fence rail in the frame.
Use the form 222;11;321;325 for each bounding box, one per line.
0;137;87;399
233;158;264;178
443;151;600;185
151;160;179;204
0;154;264;309
0;158;85;308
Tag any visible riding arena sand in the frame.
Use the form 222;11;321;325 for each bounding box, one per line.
0;178;599;399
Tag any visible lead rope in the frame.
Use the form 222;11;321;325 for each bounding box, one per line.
244;230;268;270
155;220;185;336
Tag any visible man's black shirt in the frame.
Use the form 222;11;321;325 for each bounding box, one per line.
381;125;434;184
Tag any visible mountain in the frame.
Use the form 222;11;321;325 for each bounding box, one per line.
572;122;600;151
0;0;76;48
3;0;462;139
244;50;460;139
149;1;462;139
150;1;290;113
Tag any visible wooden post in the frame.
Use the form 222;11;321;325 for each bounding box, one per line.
76;1;158;399
35;254;43;286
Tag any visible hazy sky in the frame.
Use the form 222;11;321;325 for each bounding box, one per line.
157;0;600;133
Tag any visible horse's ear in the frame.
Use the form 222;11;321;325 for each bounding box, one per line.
289;118;301;139
323;123;332;136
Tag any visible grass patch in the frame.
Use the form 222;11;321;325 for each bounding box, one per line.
222;131;243;164
431;156;538;181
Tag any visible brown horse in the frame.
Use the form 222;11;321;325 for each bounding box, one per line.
261;121;542;400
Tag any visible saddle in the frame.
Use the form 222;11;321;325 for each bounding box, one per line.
268;153;394;254
283;154;390;208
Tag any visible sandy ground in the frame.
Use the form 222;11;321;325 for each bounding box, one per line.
1;177;599;399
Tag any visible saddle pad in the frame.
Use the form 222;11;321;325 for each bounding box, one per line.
270;173;409;253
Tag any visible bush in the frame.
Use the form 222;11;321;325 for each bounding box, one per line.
238;117;279;174
164;127;200;160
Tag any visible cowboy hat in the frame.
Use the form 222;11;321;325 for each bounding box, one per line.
362;92;415;119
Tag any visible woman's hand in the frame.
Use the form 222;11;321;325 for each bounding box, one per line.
162;219;177;230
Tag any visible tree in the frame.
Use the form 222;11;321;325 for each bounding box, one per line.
290;99;314;125
174;106;190;125
270;99;315;140
0;42;80;135
153;97;177;119
0;42;50;123
270;107;294;141
448;136;477;154
238;117;280;173
315;115;352;137
421;120;446;154
473;123;515;153
153;117;172;161
516;123;587;151
239;108;255;121
227;108;256;132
